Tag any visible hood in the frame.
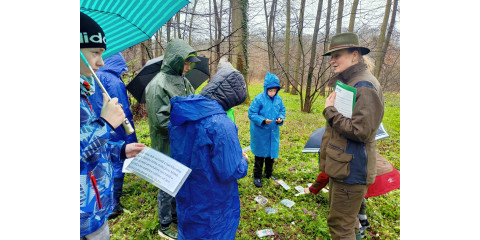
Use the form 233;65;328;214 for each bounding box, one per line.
200;66;247;111
161;38;197;76
97;52;128;78
170;95;226;126
263;72;281;94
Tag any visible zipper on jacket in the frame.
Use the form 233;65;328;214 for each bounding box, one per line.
88;171;102;210
328;143;344;153
82;96;93;113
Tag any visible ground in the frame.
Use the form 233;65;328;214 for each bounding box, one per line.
109;82;400;240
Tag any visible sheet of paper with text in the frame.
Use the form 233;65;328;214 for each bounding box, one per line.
334;81;357;118
125;147;191;197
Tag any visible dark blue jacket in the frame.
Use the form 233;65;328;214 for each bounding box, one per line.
169;94;248;240
89;53;137;144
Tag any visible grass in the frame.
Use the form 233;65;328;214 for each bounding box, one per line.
109;83;400;240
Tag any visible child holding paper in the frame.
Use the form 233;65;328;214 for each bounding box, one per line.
248;72;286;188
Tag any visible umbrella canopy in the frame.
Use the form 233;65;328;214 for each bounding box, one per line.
80;0;189;59
126;56;210;103
302;123;389;153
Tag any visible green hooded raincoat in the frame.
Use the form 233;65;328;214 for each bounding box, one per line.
145;39;196;155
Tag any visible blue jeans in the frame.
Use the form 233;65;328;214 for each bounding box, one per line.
157;189;176;226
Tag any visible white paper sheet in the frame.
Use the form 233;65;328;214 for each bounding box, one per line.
126;147;191;197
334;84;355;118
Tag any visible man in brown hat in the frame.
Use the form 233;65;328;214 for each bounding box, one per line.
313;32;384;240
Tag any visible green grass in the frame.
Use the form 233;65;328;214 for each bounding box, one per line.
109;83;400;240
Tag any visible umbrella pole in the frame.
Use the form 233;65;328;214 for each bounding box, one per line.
81;51;135;135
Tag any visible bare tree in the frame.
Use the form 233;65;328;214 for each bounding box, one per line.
303;0;324;112
176;12;182;39
348;0;359;32
167;18;172;42
336;0;344;34
283;0;291;92
188;0;199;45
231;0;250;103
264;0;278;73
380;0;398;89
291;0;306;96
319;0;332;96
374;0;392;78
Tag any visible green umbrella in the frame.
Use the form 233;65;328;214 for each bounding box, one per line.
80;0;189;59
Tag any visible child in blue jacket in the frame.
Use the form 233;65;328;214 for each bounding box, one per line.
248;72;286;187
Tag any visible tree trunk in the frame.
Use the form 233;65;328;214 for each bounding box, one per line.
167;18;172;42
188;0;199;45
348;0;359;32
336;0;344;34
284;0;291;92
303;0;323;112
264;0;277;73
209;0;213;78
291;0;306;96
155;28;163;57
319;0;332;96
231;0;250;103
176;12;181;39
379;0;398;81
213;0;223;72
374;0;392;78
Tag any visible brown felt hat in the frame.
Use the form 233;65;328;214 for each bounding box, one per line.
322;32;370;56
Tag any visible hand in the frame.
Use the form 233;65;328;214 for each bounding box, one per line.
125;143;146;158
100;93;125;128
325;92;336;108
265;119;273;124
276;118;283;124
304;187;311;194
242;152;248;160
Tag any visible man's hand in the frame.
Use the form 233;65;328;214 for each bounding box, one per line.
242;152;248;160
325;92;336;108
125;143;146;158
304;187;311;194
276;118;283;124
265;119;273;124
100;93;125;128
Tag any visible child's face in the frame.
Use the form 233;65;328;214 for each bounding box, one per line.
267;87;278;97
183;60;191;75
80;48;105;77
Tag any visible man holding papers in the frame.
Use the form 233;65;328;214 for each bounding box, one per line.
315;32;384;240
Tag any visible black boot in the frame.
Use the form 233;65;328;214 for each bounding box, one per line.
254;178;262;187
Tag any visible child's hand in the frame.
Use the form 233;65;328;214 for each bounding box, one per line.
265;119;273;124
276;118;283;124
304;188;311;194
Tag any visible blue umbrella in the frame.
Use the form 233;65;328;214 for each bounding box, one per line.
81;0;190;59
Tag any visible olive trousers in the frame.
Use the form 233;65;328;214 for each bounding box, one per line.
328;180;367;240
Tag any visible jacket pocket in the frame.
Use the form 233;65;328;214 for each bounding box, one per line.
88;171;102;210
324;144;353;179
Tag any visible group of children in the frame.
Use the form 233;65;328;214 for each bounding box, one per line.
80;10;386;240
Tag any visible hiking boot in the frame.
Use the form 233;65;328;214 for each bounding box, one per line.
108;204;123;219
254;178;262;188
158;224;178;240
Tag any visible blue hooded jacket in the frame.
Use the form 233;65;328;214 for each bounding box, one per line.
248;72;286;158
80;76;125;237
169;94;248;240
89;52;137;145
